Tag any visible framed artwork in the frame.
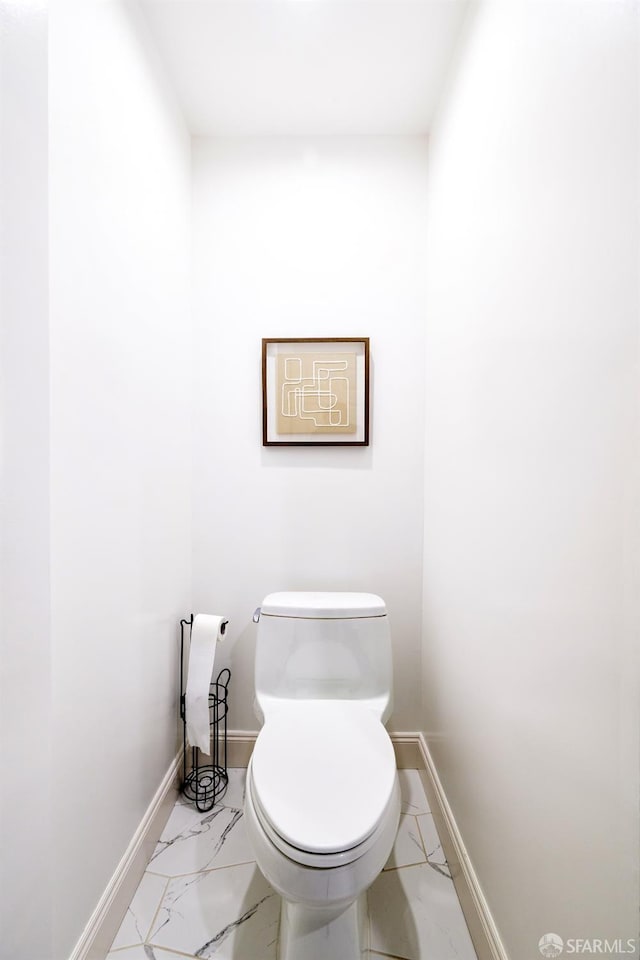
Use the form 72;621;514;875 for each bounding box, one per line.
262;338;370;446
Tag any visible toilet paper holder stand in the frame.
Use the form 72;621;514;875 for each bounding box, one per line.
179;615;231;812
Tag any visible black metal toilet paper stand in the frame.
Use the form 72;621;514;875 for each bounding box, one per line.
179;615;230;812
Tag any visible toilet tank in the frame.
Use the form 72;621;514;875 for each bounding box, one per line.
254;592;393;724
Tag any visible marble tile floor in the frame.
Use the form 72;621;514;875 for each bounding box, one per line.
107;768;478;960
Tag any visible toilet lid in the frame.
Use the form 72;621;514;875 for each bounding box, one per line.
251;702;396;855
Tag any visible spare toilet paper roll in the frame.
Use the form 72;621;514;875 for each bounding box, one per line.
185;613;227;756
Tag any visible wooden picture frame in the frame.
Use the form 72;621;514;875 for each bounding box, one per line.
262;338;370;446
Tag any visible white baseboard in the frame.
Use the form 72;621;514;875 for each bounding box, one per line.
226;729;423;770
416;733;509;960
226;730;258;768
68;751;182;960
389;731;423;769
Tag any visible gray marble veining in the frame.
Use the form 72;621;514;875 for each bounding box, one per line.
107;768;476;960
148;802;253;876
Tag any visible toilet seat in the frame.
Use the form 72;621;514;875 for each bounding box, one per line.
248;769;398;868
250;701;397;867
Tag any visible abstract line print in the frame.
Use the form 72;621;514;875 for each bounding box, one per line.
276;352;357;434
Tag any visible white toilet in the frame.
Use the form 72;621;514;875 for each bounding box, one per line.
244;591;400;960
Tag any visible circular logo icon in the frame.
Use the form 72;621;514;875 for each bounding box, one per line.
539;934;564;958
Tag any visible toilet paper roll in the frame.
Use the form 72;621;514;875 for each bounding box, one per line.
185;613;227;756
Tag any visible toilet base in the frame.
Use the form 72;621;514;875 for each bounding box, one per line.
279;894;368;960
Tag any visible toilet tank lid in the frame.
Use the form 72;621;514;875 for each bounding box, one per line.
261;591;386;619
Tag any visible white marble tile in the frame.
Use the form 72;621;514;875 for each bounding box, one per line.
148;800;254;876
417;812;448;866
112;771;474;960
218;767;247;810
109;872;168;950
398;769;430;816
365;954;408;960
368;862;477;960
148;863;279;960
107;946;194;960
384;815;427;870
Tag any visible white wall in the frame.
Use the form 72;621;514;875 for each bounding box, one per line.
422;2;639;957
192;137;428;732
0;4;52;958
48;2;191;956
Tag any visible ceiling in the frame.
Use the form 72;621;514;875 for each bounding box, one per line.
139;0;469;136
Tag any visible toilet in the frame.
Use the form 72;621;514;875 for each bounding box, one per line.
244;591;400;960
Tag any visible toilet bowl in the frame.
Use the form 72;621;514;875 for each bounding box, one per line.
244;592;400;960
